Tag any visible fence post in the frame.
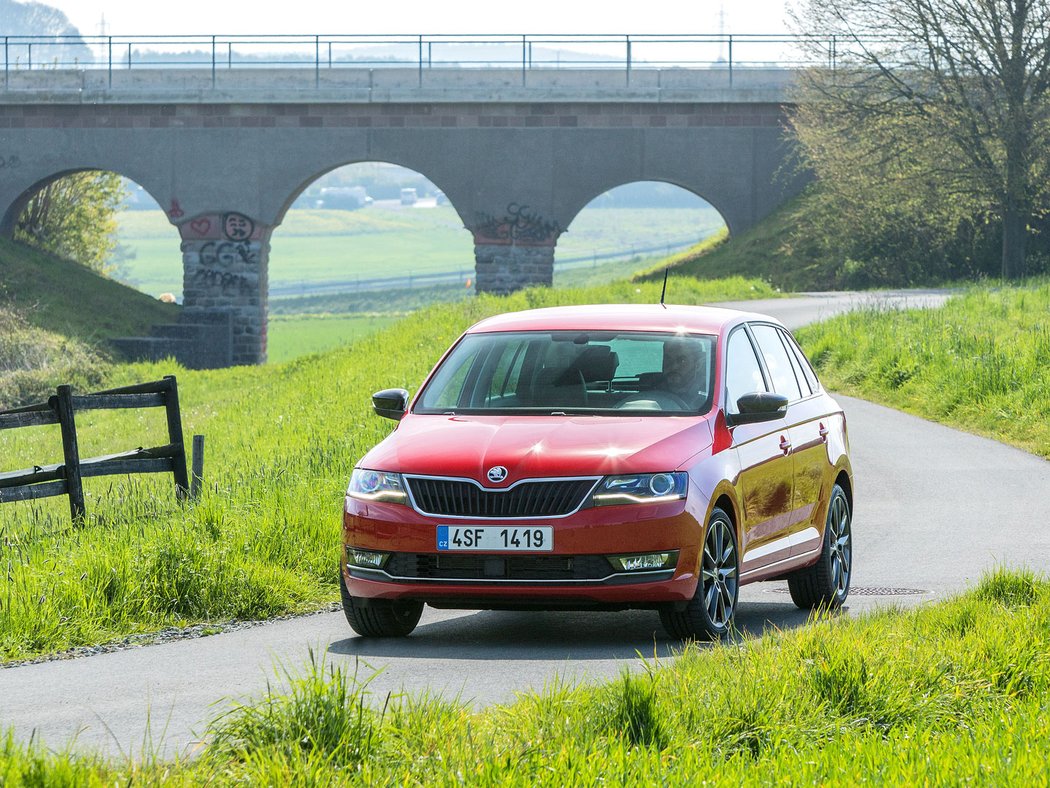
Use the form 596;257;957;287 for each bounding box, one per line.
53;385;86;523
162;375;191;500
728;34;733;87
190;434;205;500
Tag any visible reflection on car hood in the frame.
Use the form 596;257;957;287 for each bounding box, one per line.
360;414;714;482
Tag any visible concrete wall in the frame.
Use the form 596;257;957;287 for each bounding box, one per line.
0;69;806;366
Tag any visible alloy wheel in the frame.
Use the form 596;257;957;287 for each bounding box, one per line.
701;516;738;629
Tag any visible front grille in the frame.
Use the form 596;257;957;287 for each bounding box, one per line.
405;476;597;518
385;552;613;581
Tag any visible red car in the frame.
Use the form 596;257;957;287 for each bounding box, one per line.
342;304;853;639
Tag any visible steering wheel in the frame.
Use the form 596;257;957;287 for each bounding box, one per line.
615;390;690;411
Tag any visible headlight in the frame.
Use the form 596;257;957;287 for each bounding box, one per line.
347;469;408;504
591;472;688;506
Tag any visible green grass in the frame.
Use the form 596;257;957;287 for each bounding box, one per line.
2;570;1048;784
0;236;177;341
266;314;401;363
635;196;834;291
0;275;776;663
116;206;724;298
796;280;1050;458
0;238;179;408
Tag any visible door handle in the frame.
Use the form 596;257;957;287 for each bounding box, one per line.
818;423;829;442
779;435;791;454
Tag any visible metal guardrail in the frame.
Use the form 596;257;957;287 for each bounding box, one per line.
1;33;852;86
268;235;705;299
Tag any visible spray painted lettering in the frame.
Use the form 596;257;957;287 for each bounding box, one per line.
474;202;561;246
198;241;261;267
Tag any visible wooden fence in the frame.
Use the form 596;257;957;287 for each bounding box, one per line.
0;375;202;522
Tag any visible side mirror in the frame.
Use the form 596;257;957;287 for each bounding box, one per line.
725;392;788;427
372;388;409;421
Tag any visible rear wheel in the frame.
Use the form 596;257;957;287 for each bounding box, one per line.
787;484;852;609
340;570;423;637
660;507;739;640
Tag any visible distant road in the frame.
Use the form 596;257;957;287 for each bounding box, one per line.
4;289;1048;762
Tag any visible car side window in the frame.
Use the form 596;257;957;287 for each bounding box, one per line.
779;328;812;397
783;332;821;393
725;328;767;414
751;324;803;401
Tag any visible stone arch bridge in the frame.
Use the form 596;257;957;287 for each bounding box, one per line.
0;67;803;367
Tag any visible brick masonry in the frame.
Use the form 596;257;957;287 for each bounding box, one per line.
0;102;789;130
178;211;270;366
474;243;555;294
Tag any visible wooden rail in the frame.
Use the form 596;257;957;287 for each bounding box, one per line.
0;375;201;522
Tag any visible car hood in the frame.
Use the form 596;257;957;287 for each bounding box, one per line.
359;414;713;483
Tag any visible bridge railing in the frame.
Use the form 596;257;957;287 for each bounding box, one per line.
1;33;863;86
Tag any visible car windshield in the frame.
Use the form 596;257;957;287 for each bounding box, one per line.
415;330;716;416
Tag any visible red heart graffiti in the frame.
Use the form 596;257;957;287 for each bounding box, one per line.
189;217;212;236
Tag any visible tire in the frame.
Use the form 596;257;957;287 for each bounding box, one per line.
660;507;739;640
340;569;423;637
787;484;852;610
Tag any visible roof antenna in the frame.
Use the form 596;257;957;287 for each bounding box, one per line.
660;267;670;308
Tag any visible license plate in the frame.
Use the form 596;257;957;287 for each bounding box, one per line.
437;525;553;552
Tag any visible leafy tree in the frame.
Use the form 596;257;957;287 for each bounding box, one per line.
15;172;126;275
789;0;1050;278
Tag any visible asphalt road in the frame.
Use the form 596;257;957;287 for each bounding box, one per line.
3;289;1049;760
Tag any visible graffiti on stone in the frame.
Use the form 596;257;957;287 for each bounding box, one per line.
192;267;258;296
168;198;185;219
473;203;561;246
223;212;255;241
188;217;212;237
198;241;260;267
180;212;264;242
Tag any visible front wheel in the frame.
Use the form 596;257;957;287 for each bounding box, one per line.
340;570;423;637
787;483;852;610
660;507;739;640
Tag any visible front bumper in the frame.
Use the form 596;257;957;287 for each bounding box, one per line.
342;495;704;607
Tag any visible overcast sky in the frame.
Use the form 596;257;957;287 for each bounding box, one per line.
46;0;794;37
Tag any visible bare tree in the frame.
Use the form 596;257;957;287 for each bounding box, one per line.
789;0;1050;277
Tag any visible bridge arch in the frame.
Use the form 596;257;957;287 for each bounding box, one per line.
274;158;472;233
555;180;728;282
0;167;173;241
266;160;477;303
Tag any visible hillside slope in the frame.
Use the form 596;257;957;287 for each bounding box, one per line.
0;238;177;407
634;197;827;290
0;237;177;341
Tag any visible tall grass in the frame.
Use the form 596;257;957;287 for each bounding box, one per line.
796;280;1050;458
1;571;1047;783
0;277;776;662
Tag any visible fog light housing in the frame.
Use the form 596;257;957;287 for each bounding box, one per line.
346;548;390;569
608;550;679;572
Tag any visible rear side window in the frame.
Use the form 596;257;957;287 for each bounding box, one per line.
751;324;803;401
780;328;812;397
783;332;821;393
725;328;767;414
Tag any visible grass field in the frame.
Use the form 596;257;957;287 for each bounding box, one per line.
0;276;775;663
267;314;401;363
2;569;1047;783
115;206;725;298
796;280;1050;459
